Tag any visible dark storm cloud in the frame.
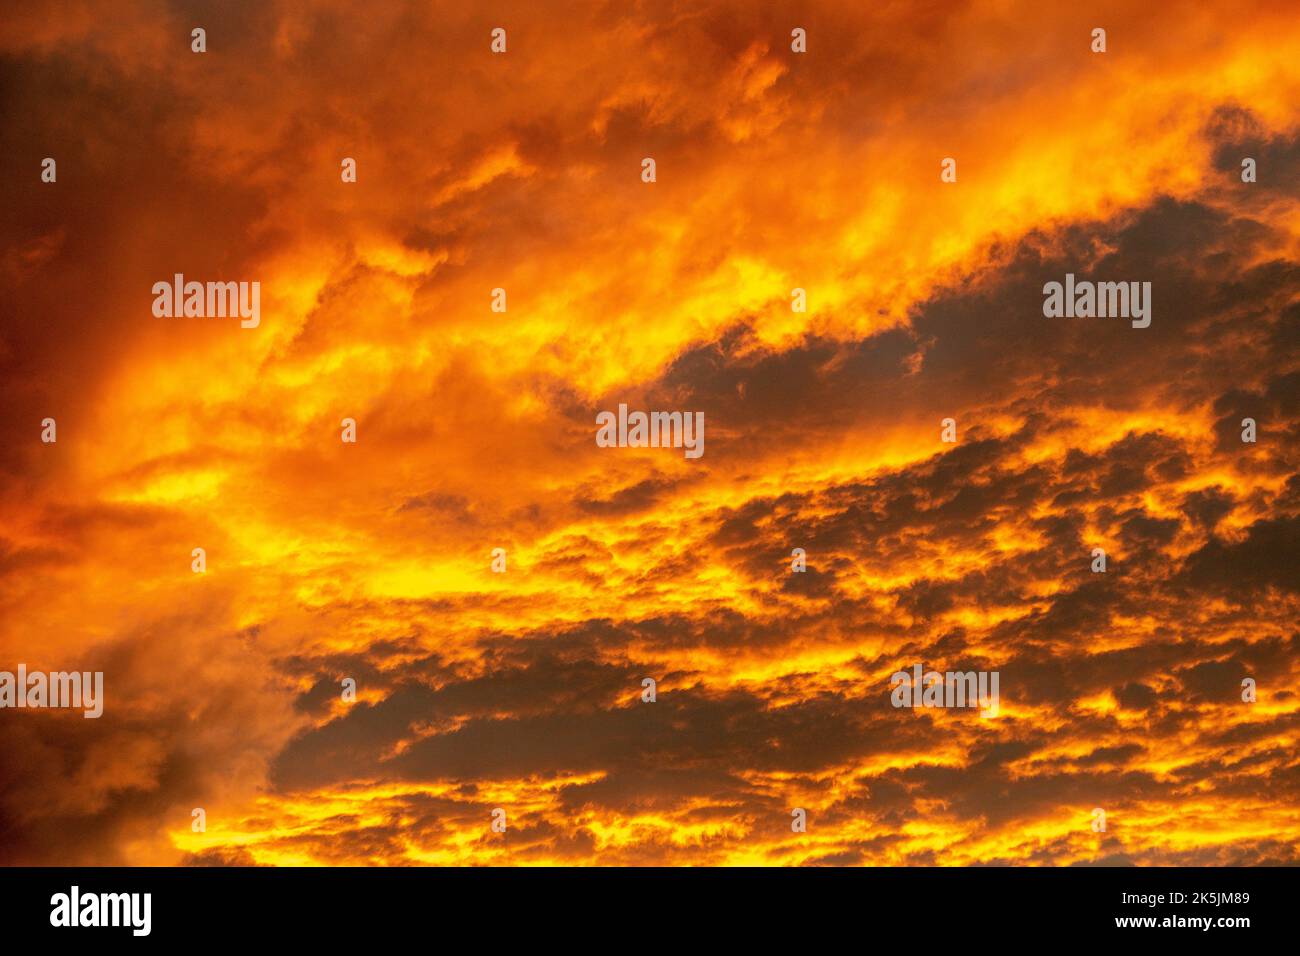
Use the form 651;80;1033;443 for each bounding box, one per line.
1178;514;1300;595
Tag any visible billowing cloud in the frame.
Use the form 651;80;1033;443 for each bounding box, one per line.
1;0;1298;866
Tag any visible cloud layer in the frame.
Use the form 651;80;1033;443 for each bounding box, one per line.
1;0;1298;865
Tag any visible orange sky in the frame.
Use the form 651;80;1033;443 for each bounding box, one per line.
2;0;1299;866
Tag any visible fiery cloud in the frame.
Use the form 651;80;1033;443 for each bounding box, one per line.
1;0;1298;866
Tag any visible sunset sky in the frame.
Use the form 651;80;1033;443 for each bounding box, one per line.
2;0;1299;866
